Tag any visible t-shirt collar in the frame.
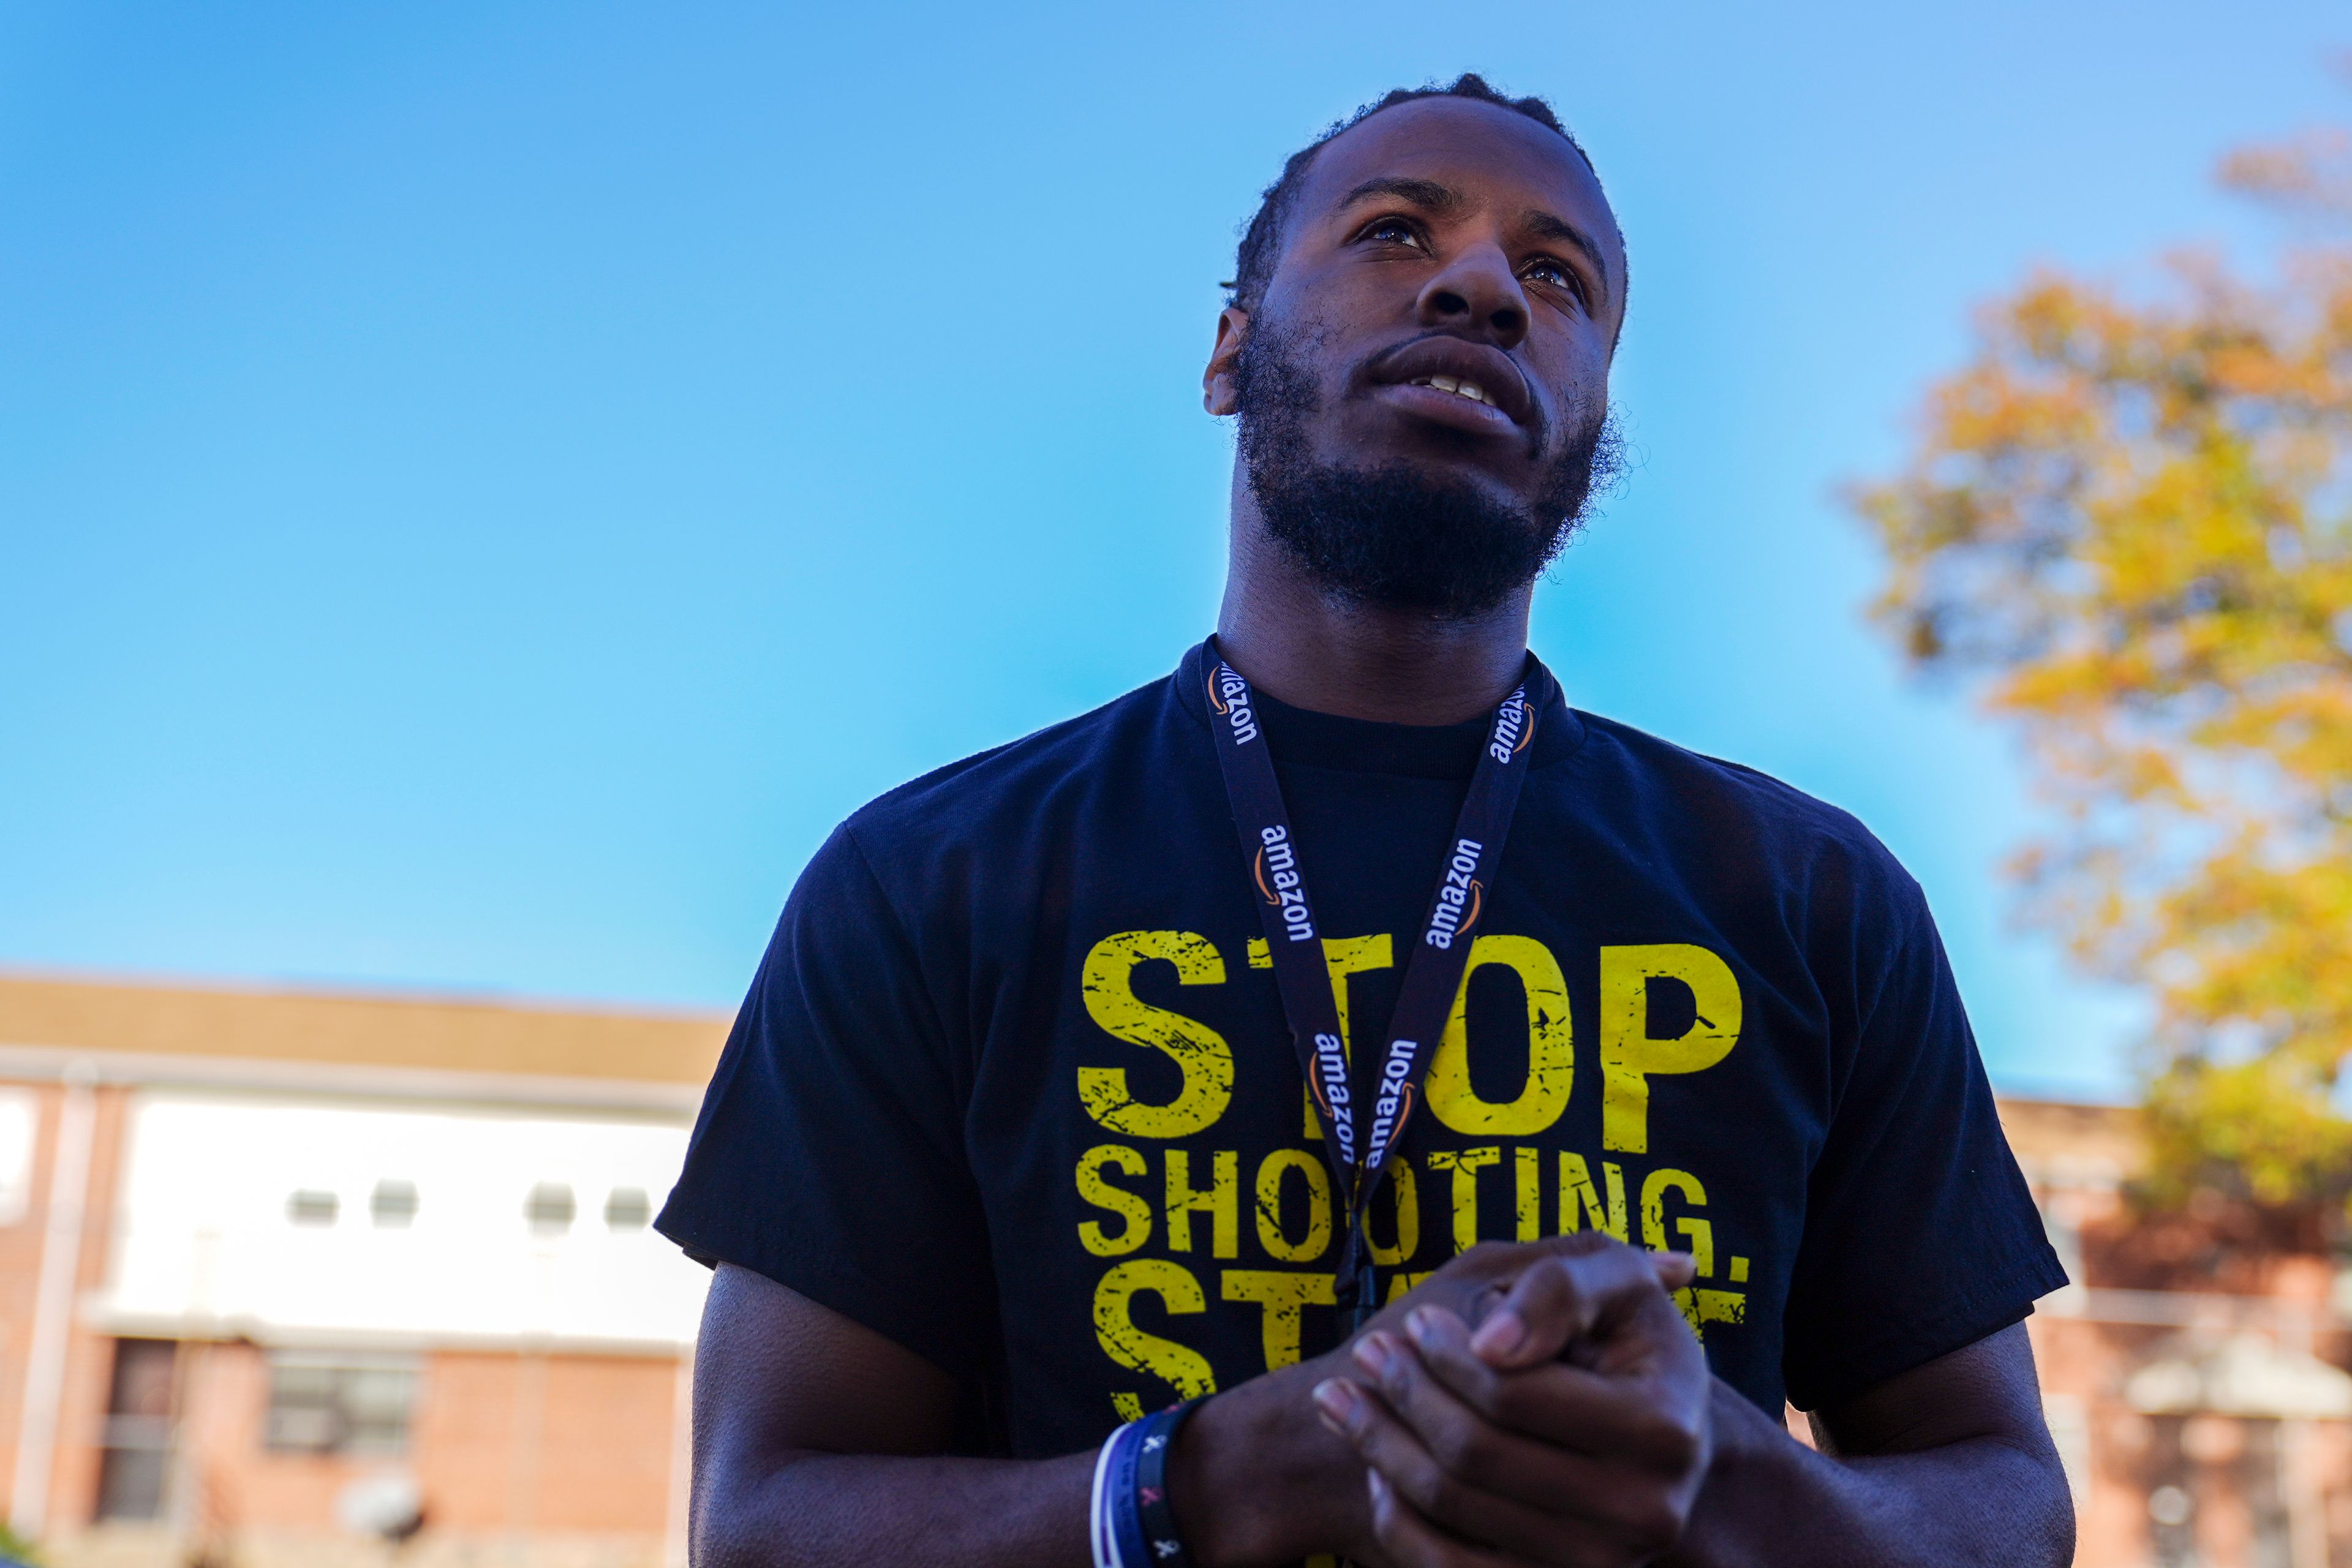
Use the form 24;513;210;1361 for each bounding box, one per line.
1173;637;1583;780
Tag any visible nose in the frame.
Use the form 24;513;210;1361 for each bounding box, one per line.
1415;244;1529;350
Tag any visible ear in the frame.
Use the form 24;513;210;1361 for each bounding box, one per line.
1202;306;1249;417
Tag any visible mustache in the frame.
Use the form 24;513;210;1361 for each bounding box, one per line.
1229;317;1624;618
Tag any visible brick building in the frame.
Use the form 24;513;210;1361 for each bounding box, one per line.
2005;1101;2352;1567
2;971;2346;1567
0;973;726;1568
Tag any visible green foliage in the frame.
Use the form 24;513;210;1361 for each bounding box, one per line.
1853;115;2352;1218
0;1519;45;1567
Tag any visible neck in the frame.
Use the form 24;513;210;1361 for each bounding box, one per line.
1215;477;1532;726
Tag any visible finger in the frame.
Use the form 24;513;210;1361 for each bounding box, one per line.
1403;1310;1706;1472
1500;1362;1709;1471
1444;1237;1678;1343
1363;1469;1525;1568
1350;1329;1519;1488
1344;1404;1566;1568
1342;1336;1675;1564
1341;1243;1534;1353
1469;1242;1668;1368
1394;1308;1506;1411
1647;1250;1697;1291
1368;1317;1704;1547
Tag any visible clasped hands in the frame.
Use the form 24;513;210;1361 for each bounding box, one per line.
1314;1235;1713;1568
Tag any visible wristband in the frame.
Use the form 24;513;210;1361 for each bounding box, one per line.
1131;1398;1202;1567
1089;1423;1124;1568
1106;1414;1152;1568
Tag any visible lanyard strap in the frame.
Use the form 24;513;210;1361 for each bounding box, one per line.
1203;639;1551;1332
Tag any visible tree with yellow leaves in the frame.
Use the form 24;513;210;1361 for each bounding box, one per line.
1854;119;2352;1214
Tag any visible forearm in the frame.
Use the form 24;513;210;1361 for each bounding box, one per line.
696;1363;1366;1568
1662;1381;2073;1568
693;1449;1094;1568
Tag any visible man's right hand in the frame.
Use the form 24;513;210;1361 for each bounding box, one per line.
1316;1238;1711;1568
1167;1241;1623;1567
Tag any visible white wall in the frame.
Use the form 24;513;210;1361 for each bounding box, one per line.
99;1093;707;1348
0;1088;34;1226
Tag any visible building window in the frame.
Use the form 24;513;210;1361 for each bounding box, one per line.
264;1355;418;1457
604;1186;652;1230
95;1339;178;1521
371;1178;418;1227
524;1182;575;1233
287;1188;339;1226
0;1089;34;1227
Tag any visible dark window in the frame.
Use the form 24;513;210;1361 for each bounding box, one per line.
94;1339;177;1521
287;1189;339;1226
524;1182;575;1233
371;1179;418;1227
264;1357;418;1456
604;1186;651;1229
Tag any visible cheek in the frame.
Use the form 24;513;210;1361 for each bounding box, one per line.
1535;333;1613;416
1267;265;1417;350
1572;314;1619;382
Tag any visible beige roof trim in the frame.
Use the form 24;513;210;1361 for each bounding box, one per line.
0;1041;701;1116
0;971;727;1087
84;1306;694;1358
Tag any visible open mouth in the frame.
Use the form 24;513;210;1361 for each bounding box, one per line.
1371;336;1535;428
1406;374;1496;408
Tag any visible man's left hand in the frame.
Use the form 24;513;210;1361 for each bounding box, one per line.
1314;1238;1712;1568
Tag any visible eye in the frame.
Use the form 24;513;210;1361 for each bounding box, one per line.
1520;255;1583;301
1356;216;1426;251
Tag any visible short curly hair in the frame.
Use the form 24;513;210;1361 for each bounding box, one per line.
1225;74;1600;315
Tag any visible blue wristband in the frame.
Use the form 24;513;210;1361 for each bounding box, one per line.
1129;1398;1202;1568
1106;1416;1153;1568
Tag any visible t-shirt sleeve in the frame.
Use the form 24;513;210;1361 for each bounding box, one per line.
655;822;995;1378
1778;870;2067;1412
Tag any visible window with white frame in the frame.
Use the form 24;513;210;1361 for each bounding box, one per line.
263;1353;419;1456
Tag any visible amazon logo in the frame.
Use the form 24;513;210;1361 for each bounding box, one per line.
1487;685;1536;764
1210;665;1261;745
1425;839;1485;949
1256;825;1314;942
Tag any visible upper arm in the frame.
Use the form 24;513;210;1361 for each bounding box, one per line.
695;1262;961;1473
1781;864;2067;1412
658;824;998;1381
1808;1322;2054;1463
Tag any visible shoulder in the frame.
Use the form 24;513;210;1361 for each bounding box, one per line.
1566;710;1927;920
840;668;1191;864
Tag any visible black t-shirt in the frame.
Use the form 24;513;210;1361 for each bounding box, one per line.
658;640;2064;1456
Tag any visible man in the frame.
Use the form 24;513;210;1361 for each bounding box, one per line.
657;75;2075;1568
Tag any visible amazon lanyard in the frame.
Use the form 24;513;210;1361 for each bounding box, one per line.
1204;639;1554;1337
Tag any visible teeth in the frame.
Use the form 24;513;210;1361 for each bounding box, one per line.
1407;375;1496;408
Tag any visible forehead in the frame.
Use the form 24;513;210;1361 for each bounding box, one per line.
1292;96;1620;254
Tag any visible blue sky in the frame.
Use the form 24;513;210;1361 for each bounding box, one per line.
3;1;2344;1097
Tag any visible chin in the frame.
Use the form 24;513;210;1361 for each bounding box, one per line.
1247;454;1572;620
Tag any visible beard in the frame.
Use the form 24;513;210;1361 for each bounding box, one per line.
1233;318;1619;619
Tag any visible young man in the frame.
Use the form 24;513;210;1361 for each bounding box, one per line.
657;76;2075;1568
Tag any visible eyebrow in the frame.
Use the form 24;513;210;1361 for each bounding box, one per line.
1338;176;1464;215
1332;175;1613;304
